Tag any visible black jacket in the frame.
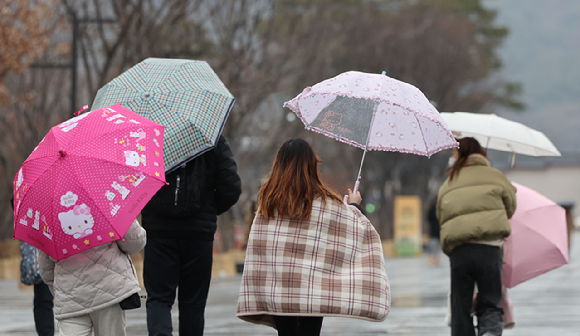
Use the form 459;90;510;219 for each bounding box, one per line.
141;135;242;240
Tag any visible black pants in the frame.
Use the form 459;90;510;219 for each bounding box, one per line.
144;236;213;336
274;316;323;336
34;281;54;336
450;244;503;336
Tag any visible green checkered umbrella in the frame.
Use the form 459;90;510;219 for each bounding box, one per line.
91;58;234;173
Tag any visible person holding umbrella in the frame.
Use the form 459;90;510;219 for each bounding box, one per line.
38;219;145;336
11;198;54;336
140;135;242;336
90;57;242;335
437;137;516;336
237;139;390;336
12;105;168;336
426;198;441;266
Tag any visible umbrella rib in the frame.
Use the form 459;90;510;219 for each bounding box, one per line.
152;89;231;129
413;113;430;157
444;113;560;155
65;153;161;180
62;156;152;244
154;100;218;147
62;175;127;245
147;85;232;101
453;129;558;154
19;155;58;177
487;135;551;152
355;101;380;185
512;207;567;237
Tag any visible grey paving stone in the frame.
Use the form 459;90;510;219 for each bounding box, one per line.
1;231;579;335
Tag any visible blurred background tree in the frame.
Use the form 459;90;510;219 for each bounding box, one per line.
0;0;66;243
0;0;51;103
0;0;522;246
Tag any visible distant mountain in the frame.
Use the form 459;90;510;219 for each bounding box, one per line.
483;0;580;157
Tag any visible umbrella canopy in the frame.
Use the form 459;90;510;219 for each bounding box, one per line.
13;104;166;261
91;58;234;173
502;182;568;288
286;71;457;156
284;71;458;192
440;112;561;157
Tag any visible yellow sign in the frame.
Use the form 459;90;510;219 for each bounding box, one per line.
394;196;422;256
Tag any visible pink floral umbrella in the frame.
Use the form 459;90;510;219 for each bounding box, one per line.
502;182;569;288
284;71;458;194
13;104;166;261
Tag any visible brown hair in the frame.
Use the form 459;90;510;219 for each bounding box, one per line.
448;137;488;181
257;138;342;220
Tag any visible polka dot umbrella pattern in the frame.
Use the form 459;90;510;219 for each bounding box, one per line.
284;71;458;195
13;104;166;261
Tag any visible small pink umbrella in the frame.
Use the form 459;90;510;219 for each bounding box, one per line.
13;104;166;261
502;182;569;288
284;71;458;195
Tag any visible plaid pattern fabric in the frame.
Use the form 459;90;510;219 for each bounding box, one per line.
91;58;235;172
237;199;390;328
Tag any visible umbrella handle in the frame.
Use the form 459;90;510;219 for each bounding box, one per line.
353;180;360;195
343;181;361;205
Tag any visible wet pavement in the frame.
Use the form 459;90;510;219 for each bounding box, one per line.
2;231;580;335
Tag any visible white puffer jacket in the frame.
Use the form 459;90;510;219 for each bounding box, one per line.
39;220;146;320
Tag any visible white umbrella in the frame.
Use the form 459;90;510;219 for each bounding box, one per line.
440;112;561;166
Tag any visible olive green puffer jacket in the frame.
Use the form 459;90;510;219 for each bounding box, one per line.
436;154;517;256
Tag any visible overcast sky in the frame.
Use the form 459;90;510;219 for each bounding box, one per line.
484;0;580;156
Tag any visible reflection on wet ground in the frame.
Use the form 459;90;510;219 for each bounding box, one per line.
1;232;579;335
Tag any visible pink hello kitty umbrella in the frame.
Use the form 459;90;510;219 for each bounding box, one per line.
284;71;458;196
13;104;166;261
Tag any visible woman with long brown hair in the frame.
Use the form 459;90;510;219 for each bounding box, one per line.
437;137;517;336
237;138;390;336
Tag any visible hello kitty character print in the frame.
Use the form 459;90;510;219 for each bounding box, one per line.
130;129;146;142
16;168;24;189
124;150;146;167
58;203;94;239
320;110;343;131
117;126;148;167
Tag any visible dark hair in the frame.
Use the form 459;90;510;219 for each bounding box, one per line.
448;137;488;181
257;138;341;220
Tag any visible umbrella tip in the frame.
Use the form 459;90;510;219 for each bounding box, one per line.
58;149;67;158
381;71;386;75
74;104;88;117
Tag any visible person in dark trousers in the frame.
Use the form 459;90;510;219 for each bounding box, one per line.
141;135;241;336
436;137;516;336
426;199;441;265
12;198;55;336
32;281;54;335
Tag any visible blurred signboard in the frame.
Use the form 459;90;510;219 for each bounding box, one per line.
394;195;422;256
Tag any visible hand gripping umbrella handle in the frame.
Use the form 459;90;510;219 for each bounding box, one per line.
343;181;360;205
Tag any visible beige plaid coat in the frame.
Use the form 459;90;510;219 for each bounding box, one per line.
237;198;390;328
